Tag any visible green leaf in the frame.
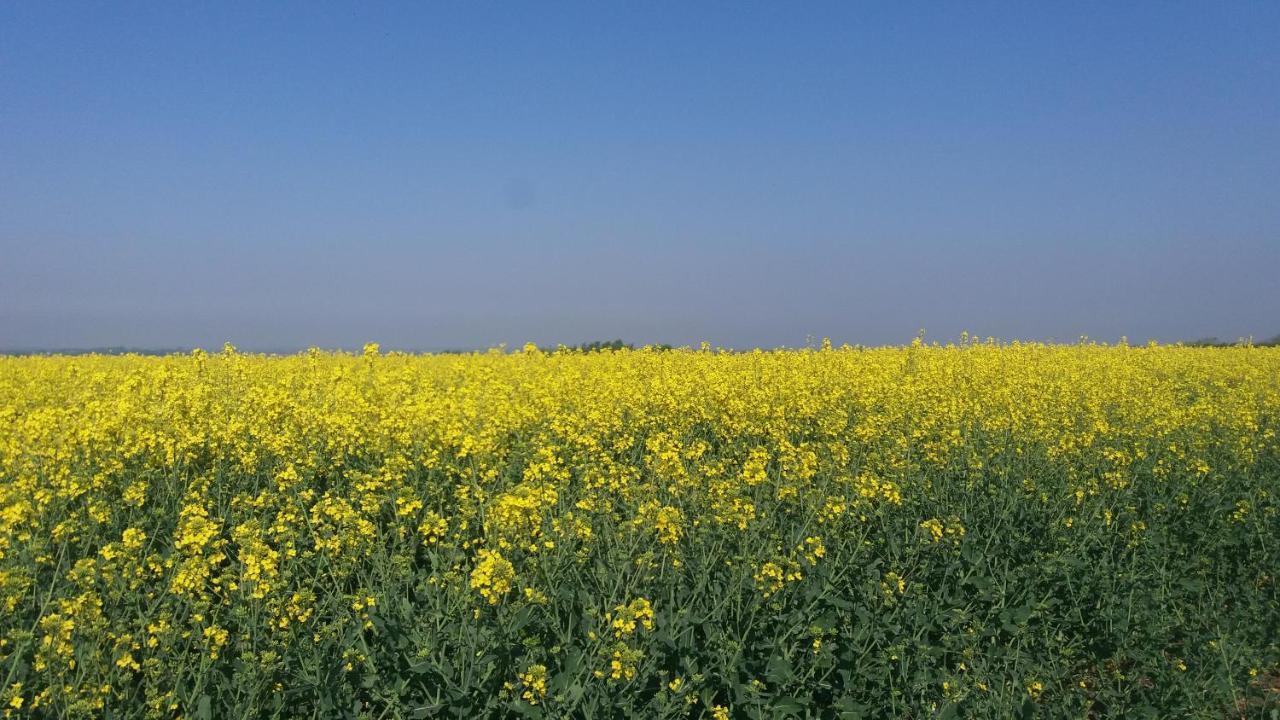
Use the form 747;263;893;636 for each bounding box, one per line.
766;654;794;684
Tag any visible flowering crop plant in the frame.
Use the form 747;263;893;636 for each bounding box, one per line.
1;339;1278;718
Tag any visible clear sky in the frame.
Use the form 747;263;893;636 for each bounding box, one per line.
2;2;1278;351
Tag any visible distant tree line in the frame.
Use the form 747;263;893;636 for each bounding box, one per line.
1183;335;1280;348
540;339;674;353
7;335;1278;357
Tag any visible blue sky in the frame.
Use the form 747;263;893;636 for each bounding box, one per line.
2;2;1278;350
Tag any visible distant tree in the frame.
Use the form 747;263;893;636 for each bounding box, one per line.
1185;337;1224;347
573;339;632;353
537;339;679;353
1183;335;1280;348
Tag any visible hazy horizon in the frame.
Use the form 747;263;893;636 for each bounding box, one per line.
4;330;1278;356
3;3;1278;350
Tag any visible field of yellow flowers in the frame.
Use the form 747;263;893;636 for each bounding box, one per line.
1;341;1278;718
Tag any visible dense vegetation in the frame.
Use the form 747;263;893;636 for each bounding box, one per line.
1;341;1277;718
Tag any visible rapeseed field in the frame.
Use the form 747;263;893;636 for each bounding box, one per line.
0;340;1277;718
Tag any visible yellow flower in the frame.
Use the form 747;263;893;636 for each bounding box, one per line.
754;562;785;598
610;598;655;638
418;512;448;544
518;664;548;705
802;536;825;564
608;644;644;681
203;626;229;660
881;571;906;601
469;549;515;605
652;505;683;545
920;517;965;544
